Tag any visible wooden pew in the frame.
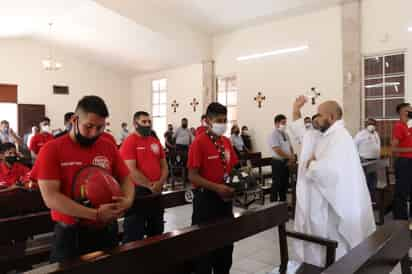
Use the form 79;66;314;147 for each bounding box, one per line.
362;159;393;225
25;203;338;274
0;190;190;273
0;188;46;218
322;220;410;274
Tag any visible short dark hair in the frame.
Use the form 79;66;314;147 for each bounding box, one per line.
201;114;207;120
133;111;150;121
0;142;16;154
274;114;287;124
241;126;248;131
121;122;127;128
206;102;227;119
75;96;109;118
40;117;50;124
64;112;74;123
182;118;188;122
396;102;410;114
0;120;9;125
304;116;311;121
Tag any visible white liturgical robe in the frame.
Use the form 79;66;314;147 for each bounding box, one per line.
292;120;376;267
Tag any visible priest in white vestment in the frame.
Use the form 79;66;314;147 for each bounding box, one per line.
292;99;376;267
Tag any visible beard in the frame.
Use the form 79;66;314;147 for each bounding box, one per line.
319;120;331;133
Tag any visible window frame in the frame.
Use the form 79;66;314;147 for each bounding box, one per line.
362;51;407;122
151;78;167;145
216;75;238;135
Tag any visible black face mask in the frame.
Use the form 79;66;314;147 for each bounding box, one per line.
5;156;19;165
182;123;188;129
234;130;240;135
136;124;152;137
75;120;100;147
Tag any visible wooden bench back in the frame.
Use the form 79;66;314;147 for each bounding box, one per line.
322;221;410;274
25;203;289;274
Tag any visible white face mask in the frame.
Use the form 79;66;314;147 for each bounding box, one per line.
41;125;51;133
278;124;286;132
305;123;312;129
367;125;375;132
211;123;227;136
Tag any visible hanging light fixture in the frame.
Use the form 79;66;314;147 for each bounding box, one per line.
42;22;62;71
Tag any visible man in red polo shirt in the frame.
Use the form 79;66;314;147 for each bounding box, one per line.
188;102;238;274
392;102;412;220
29;117;54;161
195;114;208;138
101;131;117;147
120;111;168;243
0;142;30;191
36;95;135;263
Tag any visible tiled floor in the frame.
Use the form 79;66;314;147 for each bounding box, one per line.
164;203;404;274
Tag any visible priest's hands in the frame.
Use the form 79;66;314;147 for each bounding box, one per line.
306;155;316;169
293;95;307;110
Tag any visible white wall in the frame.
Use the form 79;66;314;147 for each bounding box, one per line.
0;39;131;138
213;6;343;156
362;0;412;101
131;64;203;132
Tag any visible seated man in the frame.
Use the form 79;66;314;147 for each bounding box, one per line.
0;142;30;191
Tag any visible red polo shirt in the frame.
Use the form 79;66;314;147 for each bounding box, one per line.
0;162;30;187
120;133;165;186
29;132;54;154
195;126;208;138
36;134;130;225
101;132;117;147
393;121;412;158
188;132;238;187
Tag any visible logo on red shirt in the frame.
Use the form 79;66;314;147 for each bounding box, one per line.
92;155;110;169
150;143;160;155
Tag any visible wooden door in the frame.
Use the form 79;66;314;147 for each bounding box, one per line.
17;104;45;137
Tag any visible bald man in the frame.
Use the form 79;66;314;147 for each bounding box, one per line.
294;100;375;267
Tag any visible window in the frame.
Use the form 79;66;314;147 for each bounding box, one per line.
363;53;406;148
152;79;167;145
217;76;238;136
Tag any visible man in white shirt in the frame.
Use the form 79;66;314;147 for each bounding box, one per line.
354;118;381;200
0;120;22;145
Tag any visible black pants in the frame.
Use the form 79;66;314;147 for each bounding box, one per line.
123;186;165;243
271;159;290;202
393;157;412;220
191;189;234;274
50;222;118;263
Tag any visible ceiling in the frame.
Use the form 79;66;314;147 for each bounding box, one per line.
0;0;350;74
145;0;350;34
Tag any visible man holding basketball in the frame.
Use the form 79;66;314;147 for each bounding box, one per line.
36;95;135;262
